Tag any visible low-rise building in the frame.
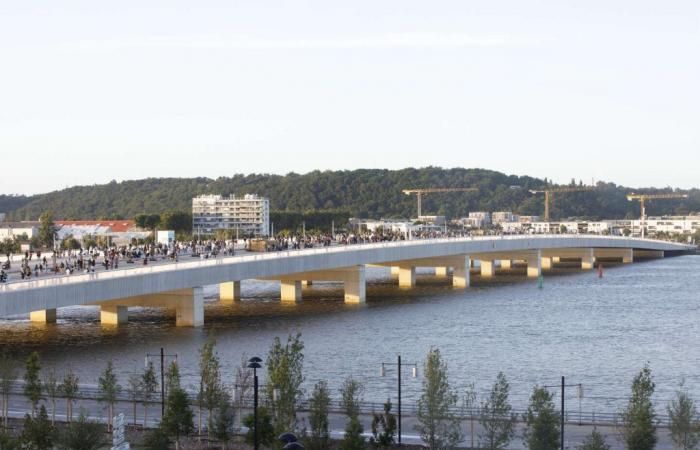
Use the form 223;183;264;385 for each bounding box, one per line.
192;194;270;236
492;211;516;224
630;215;700;236
0;222;39;240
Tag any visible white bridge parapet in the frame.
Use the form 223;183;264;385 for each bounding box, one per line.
0;235;693;326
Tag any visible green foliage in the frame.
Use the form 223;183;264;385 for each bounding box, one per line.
23;352;42;416
620;364;656;450
198;336;224;438
667;384;700;450
126;373;142;425
370;400;397;449
341;416;366;450
43;367;60;425
479;372;517;450
416;347;463;450
60;234;82;250
38;212;56;248
7;170;698;222
243;407;275;448
20;405;55;450
0;351;17;428
159;211;193;234
0;431;20;450
97;359;121;429
340;377;365;450
60;369;80;422
162;386;194;444
142;361;159;427
577;430;610;450
143;426;172;450
55;412;107;450
165;360;181;395
210;391;235;444
305;380;331;450
523;386;560;450
266;332;305;434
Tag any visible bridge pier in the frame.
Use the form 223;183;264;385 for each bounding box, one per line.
219;281;241;302
526;251;541;277
480;260;495;277
581;249;595;270
453;256;471;288
398;266;416;287
500;260;512;269
281;281;303;302
541;256;553;270
174;287;204;327
30;309;57;323
342;266;366;304
390;266;400;278
435;267;449;277
301;280;313;286
101;305;128;325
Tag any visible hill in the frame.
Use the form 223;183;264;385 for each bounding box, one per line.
3;168;699;222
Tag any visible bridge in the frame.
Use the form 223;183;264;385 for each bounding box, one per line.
0;235;693;326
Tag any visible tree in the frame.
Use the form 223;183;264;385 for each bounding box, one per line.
20;405;55;450
126;373;142;426
523;386;560;450
464;382;478;449
667;383;700;450
56;412;107;450
97;359;121;431
198;337;224;440
210;391;235;449
160;211;193;234
60;369;80;422
479;372;516;450
578;429;610;450
620;365;656;450
340;377;365;450
142;361;159;428
23;352;42;417
0;351;17;428
416;347;463;450
162;386;194;450
370;400;397;449
243;407;275;448
266;332;305;434
38;212;56;249
165;360;181;398
0;431;19;450
43;367;60;425
305;380;331;450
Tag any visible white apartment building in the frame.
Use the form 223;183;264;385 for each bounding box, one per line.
630;216;700;236
492;211;517;224
192;194;270;236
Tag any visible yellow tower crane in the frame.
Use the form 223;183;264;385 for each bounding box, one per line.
529;186;596;222
626;193;688;238
402;188;478;218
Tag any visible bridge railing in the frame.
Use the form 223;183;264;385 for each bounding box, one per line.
0;234;691;292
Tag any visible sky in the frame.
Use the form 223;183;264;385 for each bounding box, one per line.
0;0;698;195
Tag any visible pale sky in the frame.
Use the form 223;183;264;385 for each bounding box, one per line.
1;0;698;195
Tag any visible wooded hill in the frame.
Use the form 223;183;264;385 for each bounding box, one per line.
2;168;698;222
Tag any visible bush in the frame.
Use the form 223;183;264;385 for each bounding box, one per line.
143;426;172;450
20;405;55;450
56;413;107;450
243;407;275;448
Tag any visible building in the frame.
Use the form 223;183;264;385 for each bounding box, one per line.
0;213;5;223
630;215;700;237
416;215;446;226
492;211;516;224
192;194;270;236
0;222;39;240
55;220;150;245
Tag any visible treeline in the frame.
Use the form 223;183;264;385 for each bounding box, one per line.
4;168;700;222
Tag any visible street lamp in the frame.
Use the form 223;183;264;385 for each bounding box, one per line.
543;376;583;450
380;355;418;445
145;348;177;417
247;356;263;450
279;432;304;449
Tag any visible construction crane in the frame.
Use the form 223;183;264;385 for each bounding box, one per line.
529;186;596;222
626;193;689;238
402;188;478;217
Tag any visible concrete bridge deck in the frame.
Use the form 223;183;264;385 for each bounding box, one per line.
0;235;693;326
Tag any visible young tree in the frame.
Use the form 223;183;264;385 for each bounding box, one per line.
38;212;56;249
370;400;397;449
126;373;143;426
0;351;17;428
243;407;275;448
578;429;610;450
620;365;656;450
479;372;517;450
266;332;305;434
210;391;235;450
340;377;365;450
198;337;224;440
234;354;253;428
165;360;181;398
60;369;80;422
416;347;463;450
162;385;194;450
143;426;172;450
23;352;42;417
142;361;159;428
20;405;55;450
305;380;331;450
523;386;560;450
97;359;121;431
56;412;107;450
43;367;60;425
667;383;700;450
464;382;478;450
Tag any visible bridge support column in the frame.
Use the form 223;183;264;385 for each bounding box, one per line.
526;251;541;278
30;309;57;323
435;267;449;277
622;248;633;263
219;281;241;302
343;266;366;304
101;305;128;325
453;256;470;288
175;287;204;327
281;281;302;302
480;260;495;277
398;266;416;287
301;280;313;286
500;260;512;269
541;256;552;270
581;249;595;270
390;266;400;278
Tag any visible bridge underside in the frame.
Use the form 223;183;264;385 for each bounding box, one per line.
15;244;680;326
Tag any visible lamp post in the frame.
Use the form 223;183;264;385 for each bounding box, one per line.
247;356;263;450
380;355;418;445
543;376;583;450
146;348;177;417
